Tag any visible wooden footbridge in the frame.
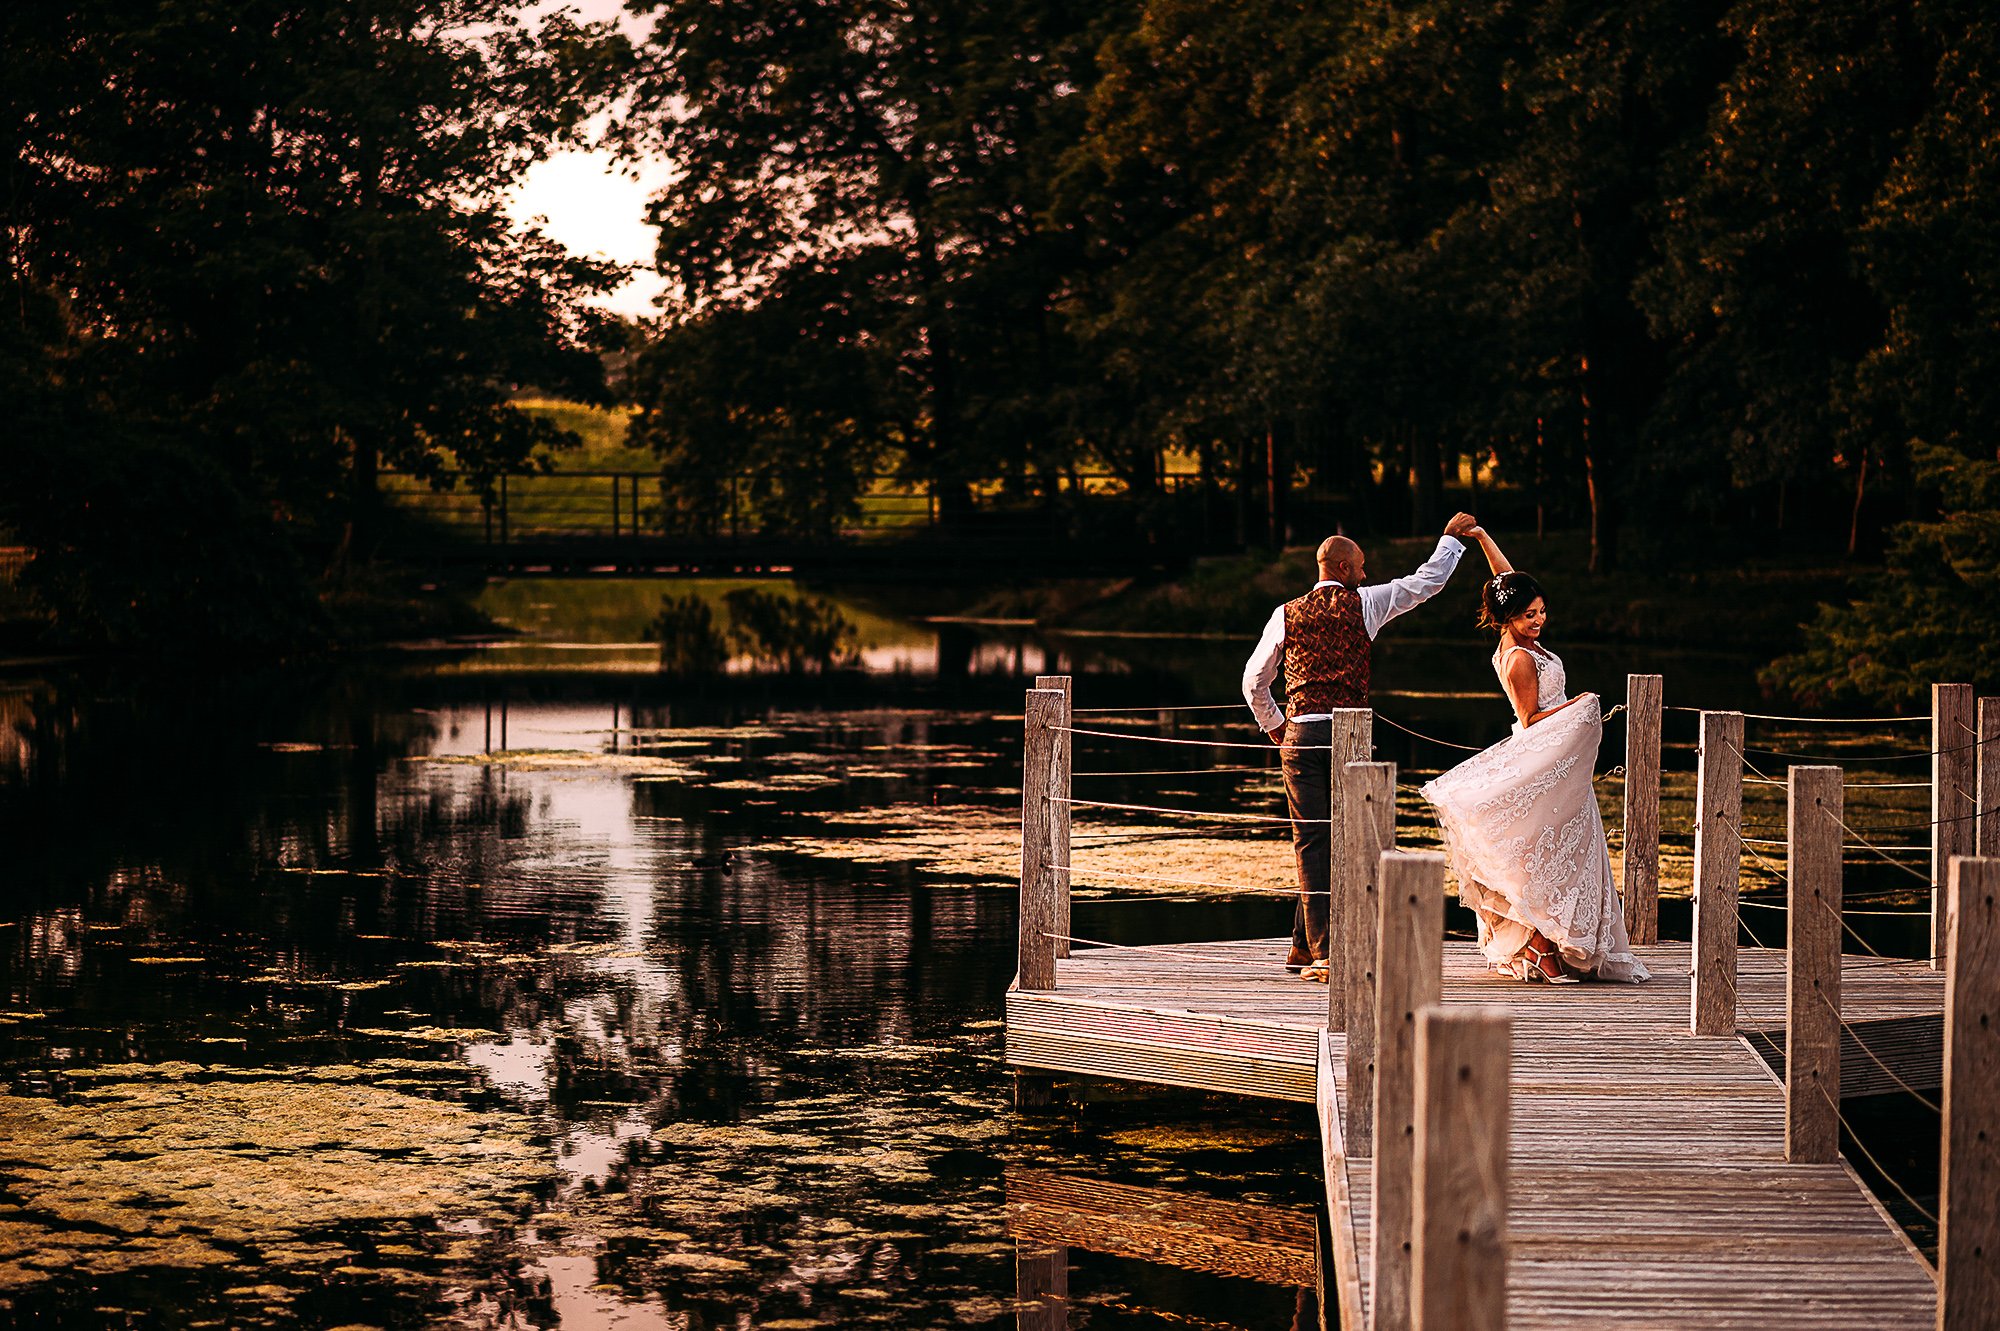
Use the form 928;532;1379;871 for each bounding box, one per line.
1002;677;2000;1330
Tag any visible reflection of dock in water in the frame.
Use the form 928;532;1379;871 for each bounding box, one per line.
1006;1166;1316;1286
1006;1167;1318;1330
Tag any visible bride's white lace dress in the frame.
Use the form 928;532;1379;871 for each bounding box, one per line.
1419;644;1649;982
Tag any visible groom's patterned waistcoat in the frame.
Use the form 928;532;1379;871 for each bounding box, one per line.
1282;585;1369;716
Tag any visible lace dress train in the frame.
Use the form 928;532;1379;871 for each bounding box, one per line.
1419;646;1649;982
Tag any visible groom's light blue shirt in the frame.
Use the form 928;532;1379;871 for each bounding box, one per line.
1241;535;1465;733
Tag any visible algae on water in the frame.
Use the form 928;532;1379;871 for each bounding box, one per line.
0;1067;554;1293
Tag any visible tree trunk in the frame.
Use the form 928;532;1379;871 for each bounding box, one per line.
909;213;972;526
1265;422;1283;547
1411;428;1444;535
1235;435;1255;548
1847;447;1869;556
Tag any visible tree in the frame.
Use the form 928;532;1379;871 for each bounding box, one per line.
619;0;1136;524
1765;443;2000;703
0;1;627;648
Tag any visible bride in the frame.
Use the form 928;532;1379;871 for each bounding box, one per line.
1419;526;1649;984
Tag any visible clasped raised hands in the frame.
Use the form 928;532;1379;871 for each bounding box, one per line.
1445;512;1478;539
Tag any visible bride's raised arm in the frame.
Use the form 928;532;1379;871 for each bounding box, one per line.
1468;525;1513;576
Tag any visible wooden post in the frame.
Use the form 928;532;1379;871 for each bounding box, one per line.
1939;856;2000;1330
1342;761;1397;1154
1036;675;1073;958
1691;711;1745;1036
1975;697;1999;859
1019;689;1063;991
1371;849;1446;1331
612;475;621;542
1785;765;1843;1164
498;473;510;548
1326;708;1373;1026
1935;683;1977;968
1413;1005;1510;1331
1622;673;1664;944
1015;1243;1069;1331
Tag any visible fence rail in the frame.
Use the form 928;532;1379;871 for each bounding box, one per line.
378;467;1217;548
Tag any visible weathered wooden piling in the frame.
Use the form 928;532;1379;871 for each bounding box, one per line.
1935;683;1976;968
1015;1243;1069;1331
1939;855;1998;1330
1342;761;1397;1153
1035;675;1073;958
1692;710;1745;1036
1976;697;1998;860
1412;1005;1510;1331
1786;765;1844;1163
1325;708;1373;1026
1623;673;1664;944
1019;688;1064;992
1371;849;1446;1331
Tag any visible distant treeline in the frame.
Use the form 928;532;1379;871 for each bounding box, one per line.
3;2;1996;697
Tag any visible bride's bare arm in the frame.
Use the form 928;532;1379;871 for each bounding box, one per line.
1469;526;1513;575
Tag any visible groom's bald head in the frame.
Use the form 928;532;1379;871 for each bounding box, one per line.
1318;535;1365;584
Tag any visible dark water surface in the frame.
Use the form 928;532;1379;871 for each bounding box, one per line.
0;614;1943;1326
0;650;1330;1330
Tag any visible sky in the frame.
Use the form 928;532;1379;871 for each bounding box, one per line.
503;0;671;320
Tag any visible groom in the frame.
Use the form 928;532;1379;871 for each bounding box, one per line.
1242;512;1478;980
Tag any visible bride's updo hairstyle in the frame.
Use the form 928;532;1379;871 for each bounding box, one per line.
1479;572;1545;633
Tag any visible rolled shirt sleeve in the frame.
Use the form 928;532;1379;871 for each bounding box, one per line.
1241;604;1289;733
1359;535;1465;639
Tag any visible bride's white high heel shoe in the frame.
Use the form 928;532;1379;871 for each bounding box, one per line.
1522;939;1580;985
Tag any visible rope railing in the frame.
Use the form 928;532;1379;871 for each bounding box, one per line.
1727;741;1947;889
1744;776;1931;788
1053;796;1318;825
1054;725;1309;752
1819;801;2000;834
1038;931;1303;970
1024;682;1975;1256
1741;735;1984;762
1069;703;1245;715
1373;712;1485;752
1667;705;1923;725
1819;801;1941;887
1052;862;1309;896
1074;766;1277;777
1730;907;1946;1200
1741;835;1928;852
1740;899;1935;918
1821;1082;1942;1225
1813;984;1942;1113
1070;826;1281;840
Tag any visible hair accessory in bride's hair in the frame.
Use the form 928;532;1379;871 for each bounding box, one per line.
1479;570;1545;632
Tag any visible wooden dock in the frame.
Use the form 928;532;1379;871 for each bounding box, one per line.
1007;937;1945;1329
1006;677;2000;1329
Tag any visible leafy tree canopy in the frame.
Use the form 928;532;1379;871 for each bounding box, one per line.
2;1;629;648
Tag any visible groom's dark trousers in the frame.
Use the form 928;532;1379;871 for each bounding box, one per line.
1282;718;1332;960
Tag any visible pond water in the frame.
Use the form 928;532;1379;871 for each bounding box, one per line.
0;584;1942;1327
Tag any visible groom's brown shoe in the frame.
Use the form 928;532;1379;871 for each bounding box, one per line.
1285;944;1312;973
